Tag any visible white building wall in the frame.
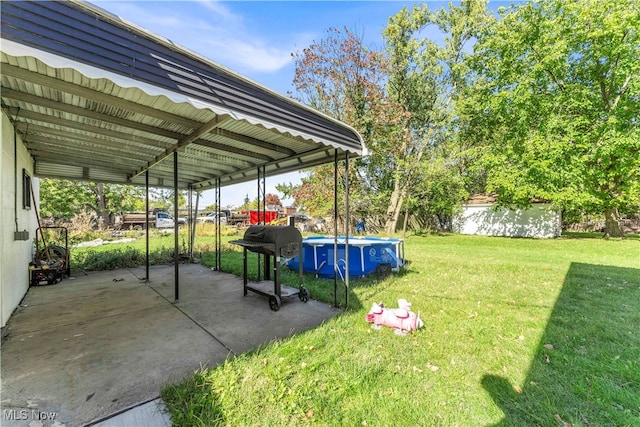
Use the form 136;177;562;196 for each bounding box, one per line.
2;110;38;328
453;203;561;239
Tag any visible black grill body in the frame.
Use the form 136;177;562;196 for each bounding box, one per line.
231;225;302;257
230;226;307;311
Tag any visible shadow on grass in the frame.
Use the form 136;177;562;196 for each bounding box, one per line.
482;263;640;426
561;231;640;240
412;230;455;238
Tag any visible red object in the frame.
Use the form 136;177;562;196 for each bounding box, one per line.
242;210;279;225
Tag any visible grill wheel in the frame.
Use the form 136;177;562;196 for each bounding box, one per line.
269;295;281;311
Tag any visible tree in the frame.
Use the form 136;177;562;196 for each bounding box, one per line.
265;193;282;207
404;157;468;230
238;195;257;211
465;0;640;237
290;27;394;227
203;203;219;212
39;179;145;226
278;166;357;230
150;188;187;212
292;27;389;135
381;1;492;233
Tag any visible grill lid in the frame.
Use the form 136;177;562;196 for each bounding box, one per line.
230;225;302;256
242;225;302;245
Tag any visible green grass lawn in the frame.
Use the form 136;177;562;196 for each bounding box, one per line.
152;233;639;426
71;231;640;425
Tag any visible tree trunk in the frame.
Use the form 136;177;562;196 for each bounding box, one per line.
402;209;409;240
384;181;405;235
603;207;624;238
95;183;112;228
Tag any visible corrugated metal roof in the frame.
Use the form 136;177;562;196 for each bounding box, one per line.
1;0;364;190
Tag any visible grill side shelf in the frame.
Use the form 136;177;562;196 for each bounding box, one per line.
230;239;276;255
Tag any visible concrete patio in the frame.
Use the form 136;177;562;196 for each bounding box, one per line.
1;264;338;426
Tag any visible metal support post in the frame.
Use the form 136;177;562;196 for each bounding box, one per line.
173;151;179;302
333;149;339;308
344;153;350;307
215;177;221;271
145;170;149;282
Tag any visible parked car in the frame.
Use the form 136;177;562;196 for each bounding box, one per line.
196;212;227;225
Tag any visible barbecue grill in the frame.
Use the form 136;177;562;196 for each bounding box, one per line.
230;225;309;311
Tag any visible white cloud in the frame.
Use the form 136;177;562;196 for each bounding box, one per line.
94;1;303;74
202;38;293;73
196;0;240;23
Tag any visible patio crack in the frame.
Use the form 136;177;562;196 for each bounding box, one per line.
145;281;236;357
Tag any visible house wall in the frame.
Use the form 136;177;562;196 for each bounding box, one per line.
1;110;38;328
453;203;561;238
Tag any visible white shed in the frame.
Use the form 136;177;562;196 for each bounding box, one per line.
453;195;562;238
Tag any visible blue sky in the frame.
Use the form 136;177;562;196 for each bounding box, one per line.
90;1;488;209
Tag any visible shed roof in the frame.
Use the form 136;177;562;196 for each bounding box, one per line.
1;0;364;190
464;193;551;206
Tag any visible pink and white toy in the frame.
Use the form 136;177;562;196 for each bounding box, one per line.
365;299;423;335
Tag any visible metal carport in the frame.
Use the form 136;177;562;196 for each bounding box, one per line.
1;0;363;302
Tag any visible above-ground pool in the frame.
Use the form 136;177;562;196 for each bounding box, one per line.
287;236;405;278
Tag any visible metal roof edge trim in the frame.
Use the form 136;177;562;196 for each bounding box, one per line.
74;0;365;152
1;39;234;115
2;39;364;155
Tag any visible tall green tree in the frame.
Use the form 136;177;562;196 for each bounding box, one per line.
465;0;640;237
289;4;492;233
381;1;492;233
